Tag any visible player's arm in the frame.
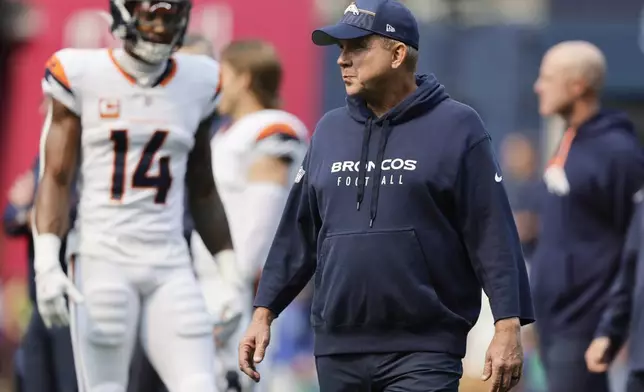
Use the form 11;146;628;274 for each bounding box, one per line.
238;128;305;286
34;99;80;242
243;156;289;283
253;142;320;318
240;142;319;381
186;114;233;256
33;51;84;328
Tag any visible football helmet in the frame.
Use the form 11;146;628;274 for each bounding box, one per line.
110;0;191;64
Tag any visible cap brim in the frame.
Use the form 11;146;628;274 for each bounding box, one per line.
312;23;372;46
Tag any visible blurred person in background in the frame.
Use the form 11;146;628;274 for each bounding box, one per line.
586;192;644;391
33;0;238;391
499;133;541;264
531;40;644;392
499;133;547;392
586;194;644;392
3;99;77;392
190;39;309;392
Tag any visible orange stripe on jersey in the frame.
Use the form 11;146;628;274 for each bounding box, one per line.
108;49;136;85
158;58;178;86
256;123;298;141
548;127;577;168
45;55;71;90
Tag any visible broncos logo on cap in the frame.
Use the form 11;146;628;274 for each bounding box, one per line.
344;2;360;15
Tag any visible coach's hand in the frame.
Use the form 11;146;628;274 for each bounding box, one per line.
238;307;273;383
585;336;611;373
482;317;523;392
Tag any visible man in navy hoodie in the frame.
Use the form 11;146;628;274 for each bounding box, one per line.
586;193;644;392
238;1;534;391
531;41;644;392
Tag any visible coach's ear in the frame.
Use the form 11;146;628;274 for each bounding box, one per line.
390;42;407;70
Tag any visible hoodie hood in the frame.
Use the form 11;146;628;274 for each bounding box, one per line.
346;73;449;124
576;109;635;139
346;74;449;227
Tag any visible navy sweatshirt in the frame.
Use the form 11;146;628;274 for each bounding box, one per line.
531;111;644;343
596;193;644;370
254;74;534;357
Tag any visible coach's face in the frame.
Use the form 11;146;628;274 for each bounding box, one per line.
534;51;579;117
337;35;393;96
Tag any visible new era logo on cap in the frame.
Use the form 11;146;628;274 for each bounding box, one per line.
312;0;419;50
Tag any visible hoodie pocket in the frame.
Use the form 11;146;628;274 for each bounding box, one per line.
311;228;444;329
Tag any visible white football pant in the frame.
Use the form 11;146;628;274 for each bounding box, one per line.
68;257;217;392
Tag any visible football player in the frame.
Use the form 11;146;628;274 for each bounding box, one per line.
190;39;309;391
32;1;241;391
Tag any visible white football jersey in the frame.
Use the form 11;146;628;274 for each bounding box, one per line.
212;109;309;266
41;48;221;265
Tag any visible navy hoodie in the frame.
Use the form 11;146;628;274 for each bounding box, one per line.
254;74;534;357
595;196;644;370
531;111;644;343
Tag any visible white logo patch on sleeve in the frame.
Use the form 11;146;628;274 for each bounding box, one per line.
294;166;305;183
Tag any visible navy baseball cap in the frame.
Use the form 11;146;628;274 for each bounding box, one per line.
312;0;419;50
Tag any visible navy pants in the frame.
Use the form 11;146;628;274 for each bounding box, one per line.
540;338;609;392
20;309;77;392
315;352;462;392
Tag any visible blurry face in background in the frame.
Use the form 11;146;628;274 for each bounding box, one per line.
217;61;248;116
337;35;394;97
500;134;536;180
534;51;585;117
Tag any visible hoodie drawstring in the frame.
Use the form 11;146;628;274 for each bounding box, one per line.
356;118;373;211
355;118;393;228
369;120;392;227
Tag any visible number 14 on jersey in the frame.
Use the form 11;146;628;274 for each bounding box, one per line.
109;130;172;204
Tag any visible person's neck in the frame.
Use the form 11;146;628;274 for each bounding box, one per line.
366;74;417;118
230;95;266;122
114;48;167;85
564;99;600;130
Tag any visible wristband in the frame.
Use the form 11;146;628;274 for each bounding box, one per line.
34;233;62;275
215;249;243;289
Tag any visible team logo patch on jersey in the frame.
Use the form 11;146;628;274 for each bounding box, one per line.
99;98;120;119
294;166;305;183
